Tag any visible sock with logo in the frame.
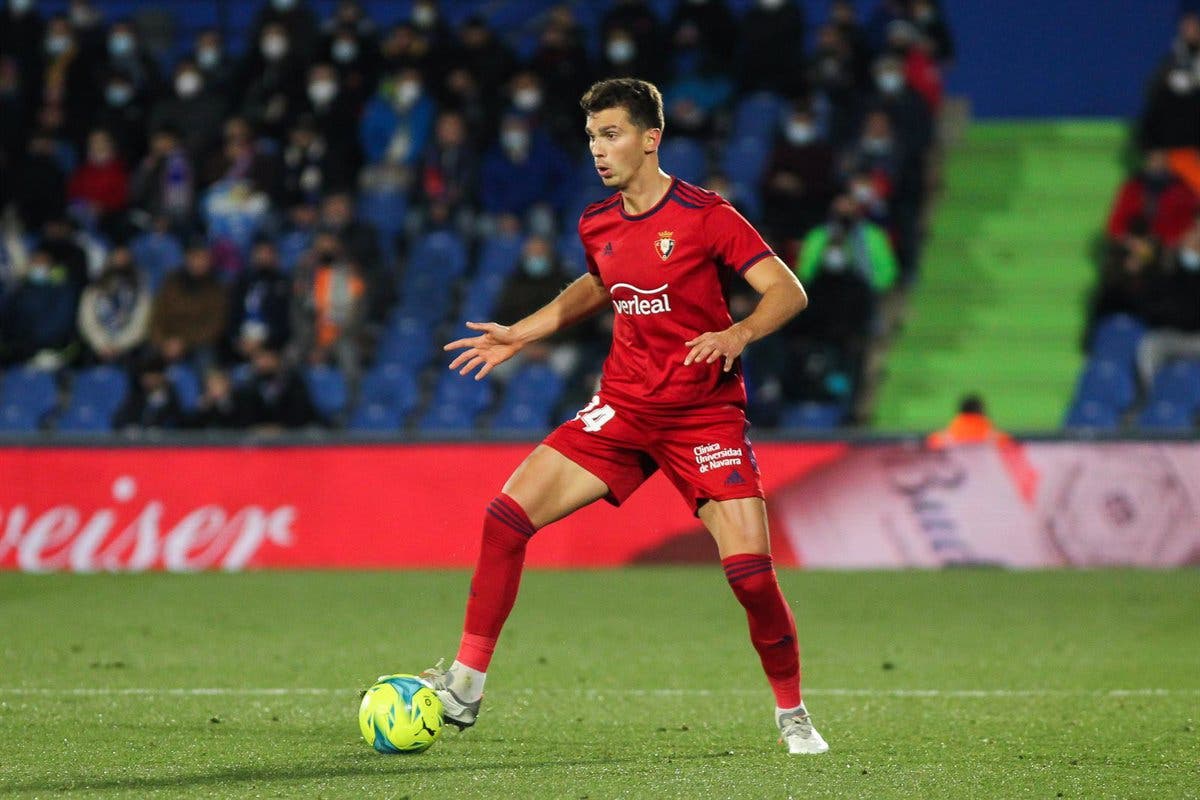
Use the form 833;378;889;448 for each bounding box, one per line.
455;494;537;680
723;553;802;709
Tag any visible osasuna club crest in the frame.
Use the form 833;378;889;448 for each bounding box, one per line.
655;230;676;261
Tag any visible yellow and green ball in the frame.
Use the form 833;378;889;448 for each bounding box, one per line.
358;674;444;754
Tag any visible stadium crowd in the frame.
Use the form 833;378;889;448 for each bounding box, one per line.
0;0;951;434
1073;9;1200;431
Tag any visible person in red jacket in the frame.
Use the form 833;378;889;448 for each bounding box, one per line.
67;128;130;240
1107;149;1199;247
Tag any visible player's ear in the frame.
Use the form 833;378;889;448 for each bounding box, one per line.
643;127;661;155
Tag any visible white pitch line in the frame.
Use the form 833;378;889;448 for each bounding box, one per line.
0;687;1197;698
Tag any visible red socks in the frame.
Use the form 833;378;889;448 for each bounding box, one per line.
723;553;802;709
456;494;536;672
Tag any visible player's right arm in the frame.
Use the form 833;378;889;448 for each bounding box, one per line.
444;274;610;381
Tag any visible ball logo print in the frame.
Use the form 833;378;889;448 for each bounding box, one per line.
358;675;444;754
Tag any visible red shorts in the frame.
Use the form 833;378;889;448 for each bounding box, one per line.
542;393;764;514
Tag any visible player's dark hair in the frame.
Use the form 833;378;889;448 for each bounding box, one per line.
959;394;985;414
580;78;665;132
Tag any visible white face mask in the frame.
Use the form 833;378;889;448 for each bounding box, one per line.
513;87;542;112
308;80;337;105
760;0;786;9
607;39;635;64
45;34;72;56
175;72;202;98
394;80;420;108
1167;69;1193;94
272;0;296;10
863;136;892;155
105;83;133;106
197;46;220;69
412;5;436;28
785;122;815;145
824;247;847;271
501;129;529;154
877;72;904;94
332;39;358;63
108;32;134;57
262;35;288;60
10;0;35;14
1180;249;1200;271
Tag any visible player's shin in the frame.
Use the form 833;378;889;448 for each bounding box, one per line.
722;553;802;709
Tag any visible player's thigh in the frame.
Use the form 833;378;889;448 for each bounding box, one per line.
501;444;610;528
698;496;772;558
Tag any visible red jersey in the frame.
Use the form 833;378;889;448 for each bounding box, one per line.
579;177;775;411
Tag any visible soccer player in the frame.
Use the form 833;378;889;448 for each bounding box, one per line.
428;78;828;754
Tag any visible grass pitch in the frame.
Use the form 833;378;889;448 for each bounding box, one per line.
1;569;1197;799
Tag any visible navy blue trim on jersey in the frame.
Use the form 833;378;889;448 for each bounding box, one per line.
669;190;703;209
619;177;678;221
673;182;715;205
582;196;621;218
735;249;775;275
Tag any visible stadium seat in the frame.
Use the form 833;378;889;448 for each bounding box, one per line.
1073;358;1137;412
348;401;403;432
506;362;565;406
732;91;787;142
1063;399;1119;430
778;402;844;430
407;230;469;282
0;368;58;422
358;363;419;414
658;138;707;187
166;363;202;412
419;403;478;434
303;365;348;420
376;315;437;370
128;231;184;291
556;230;589;276
56;402;115;433
475;233;524;279
1146;360;1200;412
1137;399;1194;431
722;135;772;187
456;272;507;325
491;400;555;433
432;372;493;414
0;403;41;432
358;188;407;269
1089;314;1146;367
70;366;128;418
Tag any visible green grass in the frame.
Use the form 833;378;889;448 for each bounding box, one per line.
1;570;1197;799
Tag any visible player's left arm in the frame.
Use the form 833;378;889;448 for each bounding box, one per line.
683;256;808;372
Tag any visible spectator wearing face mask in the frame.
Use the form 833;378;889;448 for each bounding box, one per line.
662;21;733;142
316;192;389;322
601;0;665;84
869;55;934;160
149;60;228;165
129;127;196;231
668;0;736;66
324;22;379;113
0;245;83;368
248;0;320;67
293;233;365;388
112;351;185;431
527;8;594;140
361;67;437;177
149;237;227;371
77;245;151;365
417;109;480;236
808;23;865;148
13;130;69;232
100;20;161;103
1138;14;1200;194
94;69;149;165
909;0;954;64
300;62;362;181
479;113;572;235
761;103;837;245
67;128;130;240
228;239;292;359
1135;217;1200;386
239;21;307;141
796;193;898;296
1107;150;1199;248
233;344;323;431
190;29;235;95
600;26;660;85
456;15;517;100
884;20;942;114
38;14;99;145
735;0;806;96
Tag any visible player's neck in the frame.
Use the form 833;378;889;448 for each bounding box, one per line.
619;167;672;216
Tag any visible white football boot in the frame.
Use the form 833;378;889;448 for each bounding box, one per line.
419;660;482;730
777;705;829;754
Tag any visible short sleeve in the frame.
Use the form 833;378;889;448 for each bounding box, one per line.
578;218;600;276
706;201;775;276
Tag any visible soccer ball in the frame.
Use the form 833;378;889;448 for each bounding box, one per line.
358;674;444;754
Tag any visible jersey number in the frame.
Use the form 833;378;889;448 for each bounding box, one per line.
575;396;615;432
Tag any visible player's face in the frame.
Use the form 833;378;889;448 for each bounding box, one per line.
586;107;656;189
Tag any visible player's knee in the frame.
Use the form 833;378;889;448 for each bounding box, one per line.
482;494;537;549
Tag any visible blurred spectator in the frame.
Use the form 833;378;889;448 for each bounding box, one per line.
234;345;322;430
378;23;438;78
360;67;436;186
190;28;236;95
112;351;184;430
600;26;657;84
0;57;26;214
321;0;378;45
317;192;388;317
886;20;942;113
480;113;572;234
149;238;227;370
228;239;292;359
796;194;898;295
870;55;935;163
1106;150;1199;247
65;0;104;53
300;62;362;181
761;102;838;245
456;15;517;100
94;69;149;166
1089;224;1163;330
77;245;151;365
200;119;280;257
0;0;46;114
38;216;89;288
808;24;862;148
294;232;365;384
248;0;320;68
281;116;334;208
100;19;161;103
39;14;100;145
240;21;307;140
0;245;82;368
926;394;1011;449
528;7;593;144
203;117;282;202
416;110;479;234
662;21;733;142
735;0;806;96
1135;219;1200;386
668;0;736;65
408;0;453;53
186;367;244;429
325;20;378;113
129;127;195;232
436;66;490;147
1138;13;1200;155
67;128;130;240
602;0;665;83
12;128;68;232
910;0;955;64
149;59;229;165
828;0;872;89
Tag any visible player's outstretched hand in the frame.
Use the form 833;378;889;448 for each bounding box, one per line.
683;327;753;373
444;321;523;380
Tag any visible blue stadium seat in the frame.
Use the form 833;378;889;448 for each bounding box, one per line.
0;368;58;422
476;233;524;279
358;188;407;268
658;138;707;186
129;231;184;291
1089;314;1146;367
1063;399;1119;430
457;272;507;325
491;400;556;433
432;372;493;414
304;365;348;420
1073;358;1136;412
778;402;844;430
57;403;114;433
1146;360;1200;411
166;363;202;412
70;366;128;417
376;314;437;369
732;91;787;142
0;403;41;432
407;230;469;281
419;403;478;434
1137;400;1194;431
358;363;419;414
506;362;565;406
348;401;403;432
722;135;772;187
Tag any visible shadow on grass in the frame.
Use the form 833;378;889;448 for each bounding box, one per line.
0;750;735;795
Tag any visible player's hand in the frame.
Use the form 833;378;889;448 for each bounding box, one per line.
683;326;753;373
444;321;523;381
